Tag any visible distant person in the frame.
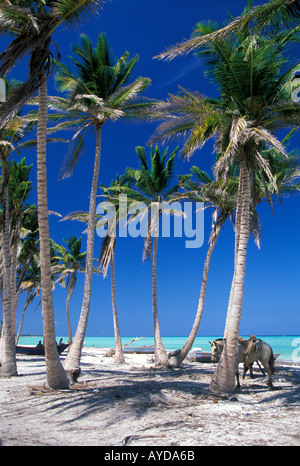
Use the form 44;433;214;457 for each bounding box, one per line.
36;341;43;348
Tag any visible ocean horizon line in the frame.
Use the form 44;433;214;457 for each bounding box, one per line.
19;333;300;338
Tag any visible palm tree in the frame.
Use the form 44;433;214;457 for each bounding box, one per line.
14;205;40;344
7;158;33;340
149;27;300;392
0;0;105;389
169;139;300;368
0;138;17;376
168;167;237;367
51;236;86;346
113;145;186;367
0;96;36;377
48;33;152;378
99;176;134;365
155;0;300;61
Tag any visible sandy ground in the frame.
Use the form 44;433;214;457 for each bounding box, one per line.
0;347;300;447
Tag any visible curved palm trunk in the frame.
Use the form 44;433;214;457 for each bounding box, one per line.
0;156;18;377
110;244;125;364
64;125;102;378
168;219;224;368
210;159;251;395
152;235;169;367
37;76;69;389
15;291;32;345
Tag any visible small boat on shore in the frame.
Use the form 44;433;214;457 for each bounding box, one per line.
16;343;69;356
188;350;212;363
122;345;155;354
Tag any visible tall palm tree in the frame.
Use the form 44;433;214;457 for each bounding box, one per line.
0;139;17;376
0;0;105;389
168;167;237;367
169;140;300;368
7;158;33;340
99;176;134;365
113;145;186;367
51;236;86;345
149;27;300;392
155;0;300;61
14;205;40;344
49;33;152;378
0;96;36;377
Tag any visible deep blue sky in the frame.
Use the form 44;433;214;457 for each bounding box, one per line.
5;0;300;337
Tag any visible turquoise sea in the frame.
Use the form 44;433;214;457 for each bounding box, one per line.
18;335;300;362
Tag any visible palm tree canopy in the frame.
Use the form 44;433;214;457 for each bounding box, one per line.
129;145;178;200
51;235;86;287
48;33;152;179
55;33;140;101
149;27;300;202
0;0;105;126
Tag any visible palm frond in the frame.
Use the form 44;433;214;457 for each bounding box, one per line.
51;0;104;31
155;0;300;61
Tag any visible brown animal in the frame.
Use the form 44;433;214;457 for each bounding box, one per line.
210;336;275;389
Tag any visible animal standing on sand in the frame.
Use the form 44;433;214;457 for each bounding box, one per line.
209;336;275;389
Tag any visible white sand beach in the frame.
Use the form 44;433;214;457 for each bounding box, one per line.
1;347;300;447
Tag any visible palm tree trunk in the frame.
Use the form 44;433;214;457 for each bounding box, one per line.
10;221;20;341
110;244;125;364
37;75;69;389
15;292;31;345
63;124;102;378
66;294;72;346
224;167;244;340
0;156;18;377
152;234;169;366
210;158;251;395
168;219;224;367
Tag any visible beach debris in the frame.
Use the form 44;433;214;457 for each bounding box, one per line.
123;337;147;348
121;434;166;446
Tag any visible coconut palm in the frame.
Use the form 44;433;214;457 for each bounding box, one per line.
155;0;300;61
111;145;186;367
48;33;152;378
51;236;86;346
149;27;300;392
99;176;134;365
0;140;17;376
0;0;105;389
167;167;237;367
169;138;300;368
6;158;33;341
14;205;40;344
0;99;37;377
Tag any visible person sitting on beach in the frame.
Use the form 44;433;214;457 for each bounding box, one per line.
36;341;44;348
